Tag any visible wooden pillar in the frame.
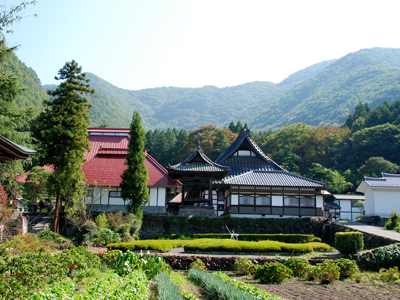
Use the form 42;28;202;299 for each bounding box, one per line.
209;179;212;207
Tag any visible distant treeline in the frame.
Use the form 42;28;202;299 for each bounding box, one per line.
145;100;400;194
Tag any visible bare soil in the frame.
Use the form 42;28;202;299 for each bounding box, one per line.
237;276;400;300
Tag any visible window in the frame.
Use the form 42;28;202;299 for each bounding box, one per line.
86;190;93;197
109;188;122;198
239;195;254;205
284;196;299;206
256;195;271;206
300;196;315;207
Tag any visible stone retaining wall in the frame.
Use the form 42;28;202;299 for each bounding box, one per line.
0;212;27;243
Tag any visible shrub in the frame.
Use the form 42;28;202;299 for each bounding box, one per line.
307;242;334;252
334;258;359;279
156;272;182;300
384;210;400;230
59;246;101;275
335;232;364;254
234;258;255;276
284;257;310;277
190;259;207;271
379;267;400;281
109;240;177;252
95;213;108;229
311;237;322;242
0;233;57;256
304;265;317;281
93;228;122;246
255;261;293;284
359;243;400;271
315;260;340;284
101;250;122;266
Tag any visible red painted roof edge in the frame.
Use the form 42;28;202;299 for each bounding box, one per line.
146;152;182;186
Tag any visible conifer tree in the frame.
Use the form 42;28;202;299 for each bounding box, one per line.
120;110;149;219
32;60;94;232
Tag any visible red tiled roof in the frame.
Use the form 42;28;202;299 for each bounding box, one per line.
87;128;130;133
15;165;54;183
15;129;181;188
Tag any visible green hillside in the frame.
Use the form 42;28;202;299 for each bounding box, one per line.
252;48;400;130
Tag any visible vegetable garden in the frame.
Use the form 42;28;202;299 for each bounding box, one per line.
1;231;400;299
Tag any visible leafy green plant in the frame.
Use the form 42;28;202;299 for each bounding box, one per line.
334;258;359;279
190;259;207;271
315;260;340;284
384;210;400;230
235;258;255;275
113;250;170;280
284;257;310;277
95;213;109;229
255;261;293;284
189;269;256;300
213;272;285;300
379;266;400;281
156;272;183;300
58;245;101;275
335;231;364;254
101;249;122;266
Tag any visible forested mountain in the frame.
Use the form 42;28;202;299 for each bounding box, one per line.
252;48;400;130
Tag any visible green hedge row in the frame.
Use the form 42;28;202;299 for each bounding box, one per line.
184;239;313;254
108;239;332;253
335;232;364;254
156;233;314;243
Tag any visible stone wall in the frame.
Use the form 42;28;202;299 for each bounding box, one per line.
0;212;27;243
326;222;396;250
140;215;329;239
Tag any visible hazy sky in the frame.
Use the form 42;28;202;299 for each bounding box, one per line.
4;0;400;90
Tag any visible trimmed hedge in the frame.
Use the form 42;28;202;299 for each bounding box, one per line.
357;243;400;271
156;233;314;243
307;242;334;252
183;239;313;254
335;232;364;254
108;240;181;252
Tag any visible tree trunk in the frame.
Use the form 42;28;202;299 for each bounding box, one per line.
53;193;61;233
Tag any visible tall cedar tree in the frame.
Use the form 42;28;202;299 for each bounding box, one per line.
32;60;94;232
120;110;149;219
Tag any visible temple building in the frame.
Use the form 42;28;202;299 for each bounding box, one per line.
168;125;327;218
0;134;36;163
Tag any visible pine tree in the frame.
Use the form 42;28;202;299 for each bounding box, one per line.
32;60;94;232
120;110;149;219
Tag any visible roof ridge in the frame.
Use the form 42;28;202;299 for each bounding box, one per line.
382;173;400;178
223;170;254;182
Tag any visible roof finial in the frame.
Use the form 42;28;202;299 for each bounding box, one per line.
197;140;201;148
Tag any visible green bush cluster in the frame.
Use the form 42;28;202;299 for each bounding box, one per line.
189;268;255;300
315;260;340;284
284;257;309;277
358;243;400;271
334;258;360;279
235;258;255;276
156;272;183;300
157;233;314;243
307;242;334;252
101;249;122;266
190;259;208;271
255;261;293;284
80;212;142;246
384;210;400;230
36;230;70;245
335;231;364;254
184;239;314;254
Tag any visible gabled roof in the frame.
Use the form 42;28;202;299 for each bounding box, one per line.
222;170;326;189
332;194;365;201
357;173;400;193
167;145;230;178
214;125;283;177
16;129;180;188
0;134;36;162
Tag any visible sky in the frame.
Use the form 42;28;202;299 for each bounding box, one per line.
3;0;400;90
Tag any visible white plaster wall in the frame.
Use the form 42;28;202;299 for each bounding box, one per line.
157;188;166;206
316;195;323;208
364;188;375;216
272;195;283;206
340;200;352;211
340;212;352;220
373;189;400;218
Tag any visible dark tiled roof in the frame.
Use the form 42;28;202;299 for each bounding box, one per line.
332;194;365;201
168;146;230;173
215;127;283;177
0;134;36;162
363;173;400;188
222;170;326;188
